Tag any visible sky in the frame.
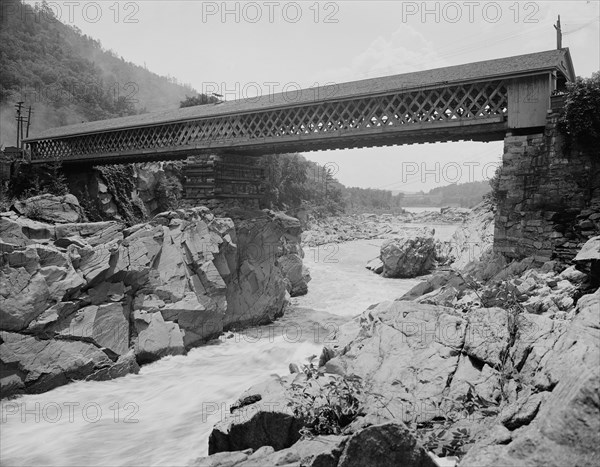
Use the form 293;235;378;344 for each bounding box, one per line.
21;0;600;192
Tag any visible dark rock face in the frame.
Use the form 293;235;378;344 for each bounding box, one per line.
208;376;303;454
337;423;436;467
0;206;304;398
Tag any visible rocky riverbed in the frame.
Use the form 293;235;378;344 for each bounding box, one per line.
194;203;600;467
301;207;471;247
2;195;598;467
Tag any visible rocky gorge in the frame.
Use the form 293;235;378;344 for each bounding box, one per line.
0;194;309;398
193;201;600;467
1;191;598;467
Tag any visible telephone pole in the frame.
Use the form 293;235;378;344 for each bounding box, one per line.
554;15;562;49
15;101;24;149
26;106;32;138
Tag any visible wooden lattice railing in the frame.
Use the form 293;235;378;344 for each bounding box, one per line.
29;80;508;162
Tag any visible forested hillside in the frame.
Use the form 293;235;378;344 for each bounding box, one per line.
398;180;491;207
0;0;201;147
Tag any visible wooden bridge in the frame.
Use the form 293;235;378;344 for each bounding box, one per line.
24;49;575;165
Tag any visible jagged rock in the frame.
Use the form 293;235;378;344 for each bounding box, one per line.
133;311;185;363
224;211;289;328
13;194;84;224
0;331;114;397
86;349;140;381
55;221;124;245
380;235;436;278
26;301;80;333
77;242;118;283
278;254;311;296
160;292;225;347
0;204;304;397
460;289;600;466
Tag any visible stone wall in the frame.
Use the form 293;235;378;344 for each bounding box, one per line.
494;112;600;262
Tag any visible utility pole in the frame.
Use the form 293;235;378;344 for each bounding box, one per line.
554;15;562;49
15;101;24;149
26;106;32;138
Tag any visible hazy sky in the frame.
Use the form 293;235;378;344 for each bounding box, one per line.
23;1;600;192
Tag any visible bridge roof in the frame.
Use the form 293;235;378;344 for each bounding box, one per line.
26;48;575;142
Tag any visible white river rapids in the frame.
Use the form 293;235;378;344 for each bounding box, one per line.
0;226;457;466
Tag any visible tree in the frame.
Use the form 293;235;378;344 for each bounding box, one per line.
180;94;219;108
559;72;600;148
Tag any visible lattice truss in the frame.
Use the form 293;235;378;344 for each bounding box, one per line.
31;80;507;161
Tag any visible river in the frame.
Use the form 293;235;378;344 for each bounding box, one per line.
0;225;458;466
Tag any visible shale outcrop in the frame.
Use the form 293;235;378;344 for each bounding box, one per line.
0;198;307;398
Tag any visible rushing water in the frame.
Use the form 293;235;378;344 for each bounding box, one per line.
1;226;457;467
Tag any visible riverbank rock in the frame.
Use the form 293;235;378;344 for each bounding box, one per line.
205;371;436;466
380;234;436;278
12;194;84;224
200;421;436;467
0;331;117;396
208;245;599;465
0;205;305;398
460;288;600;466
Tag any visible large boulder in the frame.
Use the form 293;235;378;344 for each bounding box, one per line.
380;235;436;278
209;376;302;454
13;194;84;224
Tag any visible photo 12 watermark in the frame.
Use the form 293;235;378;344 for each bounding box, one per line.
1;1;141;24
200;1;340;24
400;1;540;24
1;401;140;424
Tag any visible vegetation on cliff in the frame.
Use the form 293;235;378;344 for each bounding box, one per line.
559;71;600;148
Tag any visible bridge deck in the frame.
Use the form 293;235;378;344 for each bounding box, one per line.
25;49;575;164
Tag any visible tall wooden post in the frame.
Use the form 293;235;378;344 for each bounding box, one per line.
554;15;562;49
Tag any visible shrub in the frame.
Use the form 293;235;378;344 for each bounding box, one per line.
287;360;365;437
559;72;600;148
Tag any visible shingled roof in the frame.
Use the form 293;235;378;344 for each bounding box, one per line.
26;48;575;142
